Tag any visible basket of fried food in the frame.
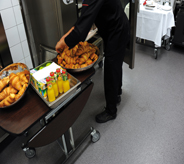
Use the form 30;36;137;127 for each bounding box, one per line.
57;41;100;73
0;63;30;108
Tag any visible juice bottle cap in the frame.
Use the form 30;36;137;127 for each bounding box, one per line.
56;68;60;73
62;70;66;74
46;77;51;82
50;72;55;76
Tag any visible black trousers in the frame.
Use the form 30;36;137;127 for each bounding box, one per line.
104;46;126;115
103;33;130;115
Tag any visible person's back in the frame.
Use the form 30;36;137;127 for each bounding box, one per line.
66;0;129;50
95;0;129;41
80;0;130;54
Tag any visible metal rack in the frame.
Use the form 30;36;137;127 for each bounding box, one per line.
136;37;172;59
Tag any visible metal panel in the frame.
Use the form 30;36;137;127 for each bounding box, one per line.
0;14;13;68
122;0;138;69
56;0;78;34
20;0;77;65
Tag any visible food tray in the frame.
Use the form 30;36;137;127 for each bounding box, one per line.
30;61;81;109
39;37;103;73
59;43;100;73
0;63;30;109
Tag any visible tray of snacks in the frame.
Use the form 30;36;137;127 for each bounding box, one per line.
0;63;30;108
30;61;81;109
57;41;100;73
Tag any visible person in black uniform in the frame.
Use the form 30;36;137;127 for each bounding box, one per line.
55;0;130;123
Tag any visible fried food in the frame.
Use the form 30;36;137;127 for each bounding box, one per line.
57;41;99;69
0;76;9;92
0;70;29;107
0;94;15;107
9;73;22;91
15;84;28;101
0;86;17;101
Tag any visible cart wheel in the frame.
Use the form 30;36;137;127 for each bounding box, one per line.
165;43;171;51
154;49;158;59
91;129;100;143
25;148;36;159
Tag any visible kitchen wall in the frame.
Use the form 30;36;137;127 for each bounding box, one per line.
0;0;33;69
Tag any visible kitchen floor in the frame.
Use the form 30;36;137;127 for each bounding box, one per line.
0;43;184;164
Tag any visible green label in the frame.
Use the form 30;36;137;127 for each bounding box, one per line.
47;83;52;89
63;75;68;81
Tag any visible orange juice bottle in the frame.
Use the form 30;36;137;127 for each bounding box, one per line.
56;68;63;94
46;77;55;102
50;72;59;97
62;71;70;93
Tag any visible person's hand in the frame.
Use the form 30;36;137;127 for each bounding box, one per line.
55;37;66;53
55;26;74;53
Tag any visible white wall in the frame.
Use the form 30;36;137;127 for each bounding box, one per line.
0;0;33;69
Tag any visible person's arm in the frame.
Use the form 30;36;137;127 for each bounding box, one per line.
55;26;74;53
63;26;75;38
65;0;104;48
56;0;104;52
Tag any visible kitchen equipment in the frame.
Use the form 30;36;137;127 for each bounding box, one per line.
0;14;13;68
20;0;78;66
0;63;30;109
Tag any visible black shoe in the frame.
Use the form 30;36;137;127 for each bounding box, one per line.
95;110;116;123
117;95;121;105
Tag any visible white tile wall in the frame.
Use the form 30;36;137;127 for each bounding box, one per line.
11;0;19;6
18;58;26;64
21;40;30;57
13;5;23;24
0;0;33;69
0;0;12;10
10;44;24;63
24;55;33;68
17;24;26;41
0;8;16;29
5;26;20;47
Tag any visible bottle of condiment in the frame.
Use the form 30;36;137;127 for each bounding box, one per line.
62;71;70;93
50;72;59;97
46;77;55;102
56;68;63;94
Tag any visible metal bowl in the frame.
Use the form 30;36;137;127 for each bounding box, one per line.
0;63;30;109
62;56;100;73
59;43;100;73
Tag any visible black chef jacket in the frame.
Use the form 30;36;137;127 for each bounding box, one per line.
65;0;130;56
65;0;130;114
